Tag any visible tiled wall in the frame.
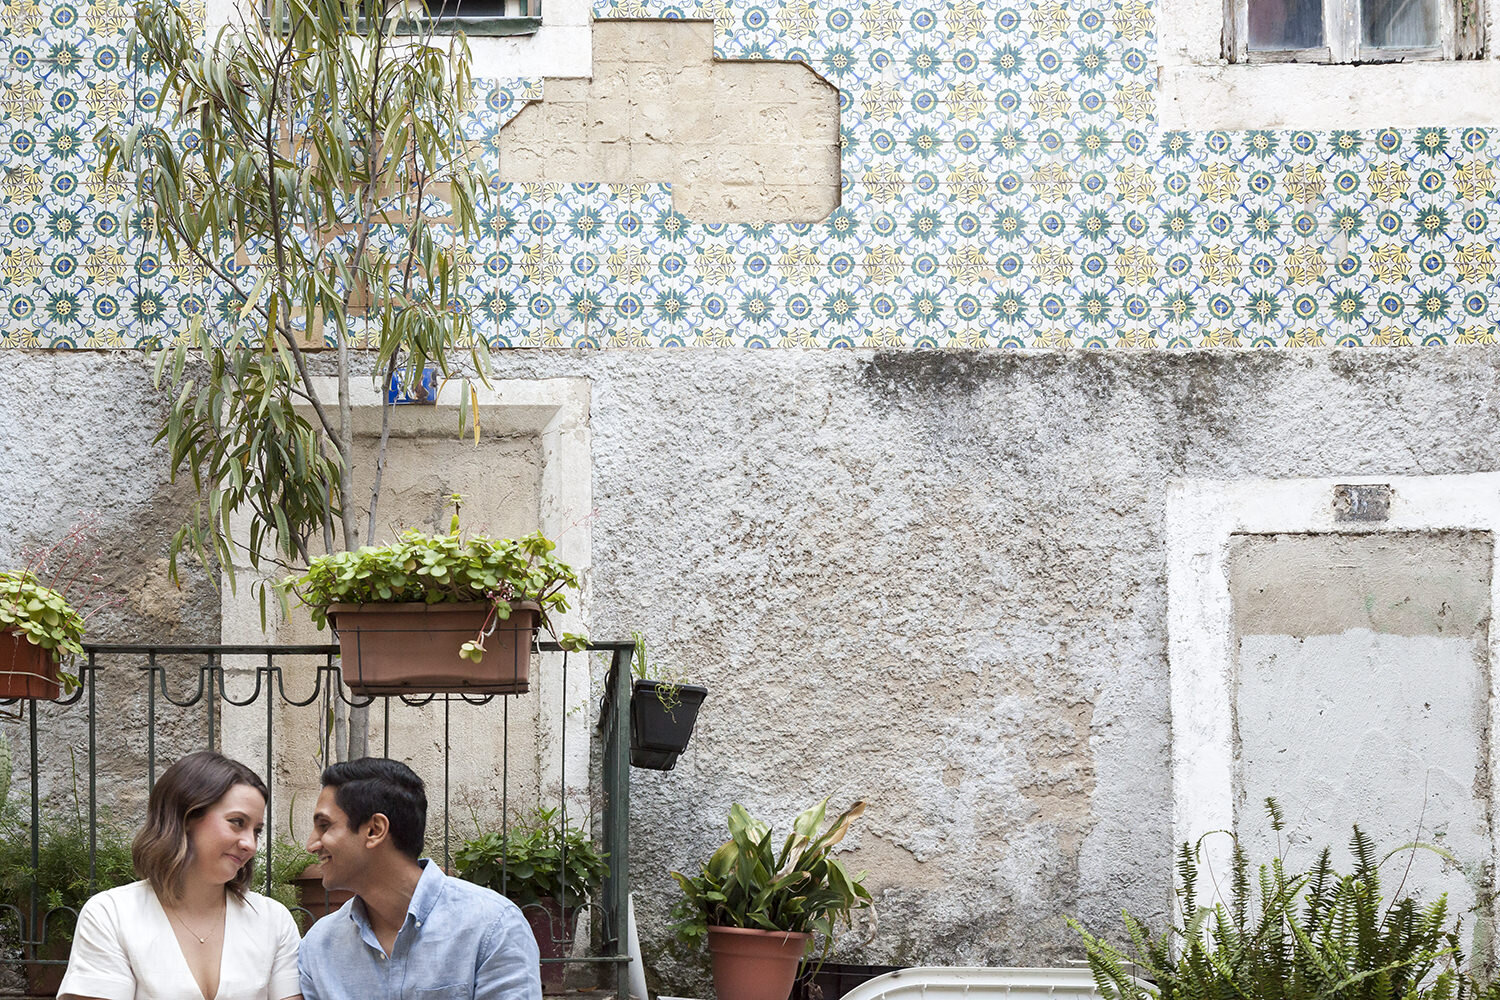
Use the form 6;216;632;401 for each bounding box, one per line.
1;0;1496;348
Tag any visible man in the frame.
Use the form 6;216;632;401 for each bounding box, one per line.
298;758;541;1000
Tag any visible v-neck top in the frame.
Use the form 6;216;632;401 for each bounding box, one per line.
59;880;301;1000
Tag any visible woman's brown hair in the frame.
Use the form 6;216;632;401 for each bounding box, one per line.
132;751;268;902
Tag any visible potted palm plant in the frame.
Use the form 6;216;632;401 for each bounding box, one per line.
672;799;873;1000
279;499;586;695
454;808;610;991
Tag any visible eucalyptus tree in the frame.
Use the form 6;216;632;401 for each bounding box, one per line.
102;0;491;755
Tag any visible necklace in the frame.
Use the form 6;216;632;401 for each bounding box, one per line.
167;900;224;944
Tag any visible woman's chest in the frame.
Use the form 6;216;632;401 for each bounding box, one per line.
126;919;273;1000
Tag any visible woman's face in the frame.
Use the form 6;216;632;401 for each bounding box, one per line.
186;783;266;886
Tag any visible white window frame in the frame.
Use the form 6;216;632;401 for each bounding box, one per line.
1225;0;1464;63
1158;0;1500;129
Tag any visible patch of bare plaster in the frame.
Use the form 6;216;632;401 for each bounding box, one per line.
496;19;841;222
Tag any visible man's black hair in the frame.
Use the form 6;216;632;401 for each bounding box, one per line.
321;757;427;860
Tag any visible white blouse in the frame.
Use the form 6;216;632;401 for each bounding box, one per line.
58;880;301;1000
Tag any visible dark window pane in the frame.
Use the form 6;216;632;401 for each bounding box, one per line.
1363;0;1438;47
426;0;538;15
1248;0;1324;48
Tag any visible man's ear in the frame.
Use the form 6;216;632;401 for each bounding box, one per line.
363;813;391;849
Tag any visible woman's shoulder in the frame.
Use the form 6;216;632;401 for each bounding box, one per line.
237;889;299;927
76;879;154;921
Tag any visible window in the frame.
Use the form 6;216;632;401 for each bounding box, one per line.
1157;0;1499;128
1227;0;1481;62
422;0;541;36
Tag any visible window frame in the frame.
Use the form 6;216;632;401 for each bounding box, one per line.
1224;0;1482;62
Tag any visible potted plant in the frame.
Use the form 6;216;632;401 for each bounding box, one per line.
265;842;353;927
602;633;708;770
279;498;586;696
672;799;873;1000
0;522;118;700
0;813;136;993
0;572;86;700
105;0;497;754
1068;799;1493;1000
454;807;610;992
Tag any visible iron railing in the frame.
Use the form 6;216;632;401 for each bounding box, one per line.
0;640;633;999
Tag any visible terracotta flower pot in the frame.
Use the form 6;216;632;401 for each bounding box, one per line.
707;926;811;1000
328;601;539;696
0;629;60;700
292;863;354;922
520;898;578;993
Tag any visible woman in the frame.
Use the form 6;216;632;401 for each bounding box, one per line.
59;751;302;1000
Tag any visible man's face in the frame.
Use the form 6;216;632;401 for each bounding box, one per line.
306;784;368;892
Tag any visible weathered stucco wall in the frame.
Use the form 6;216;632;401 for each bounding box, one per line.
6;347;1500;989
8;347;1500;989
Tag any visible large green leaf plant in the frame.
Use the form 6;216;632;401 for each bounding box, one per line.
672;799;873;972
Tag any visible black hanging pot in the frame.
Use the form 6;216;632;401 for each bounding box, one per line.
629;679;708;770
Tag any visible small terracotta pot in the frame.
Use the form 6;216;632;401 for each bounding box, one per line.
292;863;354;922
520;898;578;993
707;926;811;1000
328;601;538;696
0;630;60;700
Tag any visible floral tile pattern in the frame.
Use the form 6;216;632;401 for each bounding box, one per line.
1;0;1497;348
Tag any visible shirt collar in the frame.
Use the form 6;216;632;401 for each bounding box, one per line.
348;858;446;935
407;859;446;925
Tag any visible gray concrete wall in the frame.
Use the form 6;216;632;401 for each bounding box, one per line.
6;348;1500;990
1230;532;1492;921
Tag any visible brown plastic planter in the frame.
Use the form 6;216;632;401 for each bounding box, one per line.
328;601;539;696
0;629;61;700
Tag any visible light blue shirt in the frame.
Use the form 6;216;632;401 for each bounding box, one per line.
298;859;541;1000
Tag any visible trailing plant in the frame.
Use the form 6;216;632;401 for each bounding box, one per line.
279;497;586;659
454;807;609;910
671;799;872;973
1068;799;1500;1000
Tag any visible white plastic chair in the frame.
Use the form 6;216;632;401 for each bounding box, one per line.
840;966;1117;1000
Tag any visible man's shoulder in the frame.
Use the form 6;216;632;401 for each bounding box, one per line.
432;870;524;920
300;899;358;953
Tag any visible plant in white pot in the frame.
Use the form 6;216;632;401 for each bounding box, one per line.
672;799;872;1000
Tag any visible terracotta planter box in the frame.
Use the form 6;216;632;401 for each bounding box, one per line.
292;863;354;922
0;629;61;700
329;601;539;696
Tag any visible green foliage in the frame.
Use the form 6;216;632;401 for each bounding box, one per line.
1068;800;1500;1000
0;815;136;946
279;522;587;657
632;631;681;715
262;842;320;929
671;799;873;968
0;573;87;662
454;808;609;910
101;0;493;583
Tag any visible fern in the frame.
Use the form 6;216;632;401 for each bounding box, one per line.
1069;805;1490;1000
